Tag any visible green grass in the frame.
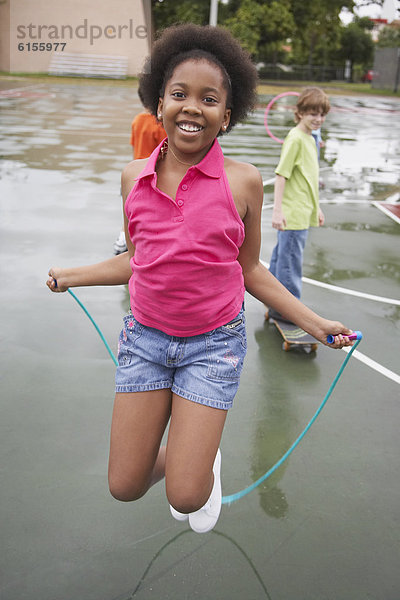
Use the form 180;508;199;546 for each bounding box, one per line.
258;79;400;98
1;71;399;97
0;71;138;86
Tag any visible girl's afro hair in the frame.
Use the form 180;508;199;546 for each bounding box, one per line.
138;24;258;133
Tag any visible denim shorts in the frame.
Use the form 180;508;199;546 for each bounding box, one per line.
115;307;247;410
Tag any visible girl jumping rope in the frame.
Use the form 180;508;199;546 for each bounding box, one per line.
47;24;354;534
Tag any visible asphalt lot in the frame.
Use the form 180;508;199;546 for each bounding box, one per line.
1;77;399;600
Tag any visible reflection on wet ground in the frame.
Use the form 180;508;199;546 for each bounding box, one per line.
1;79;399;600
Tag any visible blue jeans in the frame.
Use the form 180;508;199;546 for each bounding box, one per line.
269;229;309;299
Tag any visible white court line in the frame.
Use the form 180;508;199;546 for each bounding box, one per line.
3;128;129;138
259;260;400;384
0;109;135;125
319;199;373;205
0;83;45;96
57;130;128;138
342;347;400;385
372;201;400;225
301;276;400;306
262;177;275;187
263;196;391;207
265;198;377;207
260;260;400;306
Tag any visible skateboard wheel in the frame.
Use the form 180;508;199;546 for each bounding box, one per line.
283;341;291;351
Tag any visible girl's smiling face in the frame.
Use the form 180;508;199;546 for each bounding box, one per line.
157;58;231;163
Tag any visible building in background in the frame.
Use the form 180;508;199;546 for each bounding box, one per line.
0;0;151;77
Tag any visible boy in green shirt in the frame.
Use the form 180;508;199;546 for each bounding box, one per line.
269;87;330;322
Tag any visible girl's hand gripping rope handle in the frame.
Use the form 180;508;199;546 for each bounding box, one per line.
327;331;363;344
47;270;67;293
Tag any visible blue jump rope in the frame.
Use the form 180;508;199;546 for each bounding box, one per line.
67;288;361;506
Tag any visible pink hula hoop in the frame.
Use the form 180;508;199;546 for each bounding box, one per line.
264;91;300;144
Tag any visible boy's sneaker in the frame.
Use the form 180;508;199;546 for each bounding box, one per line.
170;505;189;522
113;230;127;255
189;449;221;534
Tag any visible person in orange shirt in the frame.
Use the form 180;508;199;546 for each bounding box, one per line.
130;111;166;159
113;92;166;254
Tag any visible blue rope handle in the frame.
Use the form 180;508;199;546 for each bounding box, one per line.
66;288;360;505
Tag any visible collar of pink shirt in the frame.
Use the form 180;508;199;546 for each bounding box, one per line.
134;138;224;182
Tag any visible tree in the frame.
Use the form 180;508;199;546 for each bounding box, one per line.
338;17;374;79
224;0;294;60
152;0;295;64
289;0;354;68
151;0;211;31
377;25;400;48
355;0;383;9
150;0;378;77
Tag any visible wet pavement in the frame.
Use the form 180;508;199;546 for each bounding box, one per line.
1;77;399;600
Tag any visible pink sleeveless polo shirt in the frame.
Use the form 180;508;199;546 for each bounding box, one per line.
125;139;245;336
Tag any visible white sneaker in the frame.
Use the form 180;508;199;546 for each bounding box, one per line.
113;230;127;255
189;449;221;534
170;505;189;522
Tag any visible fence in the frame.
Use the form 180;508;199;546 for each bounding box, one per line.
258;63;346;82
372;47;400;92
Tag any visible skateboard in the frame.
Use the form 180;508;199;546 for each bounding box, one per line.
265;309;319;352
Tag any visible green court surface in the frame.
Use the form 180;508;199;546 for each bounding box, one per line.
1;78;399;600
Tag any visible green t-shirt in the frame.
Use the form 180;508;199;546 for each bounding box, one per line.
275;126;319;229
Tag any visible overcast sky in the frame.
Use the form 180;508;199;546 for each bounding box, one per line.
340;0;387;24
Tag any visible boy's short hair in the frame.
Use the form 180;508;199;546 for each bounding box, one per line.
294;87;330;123
139;24;258;134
